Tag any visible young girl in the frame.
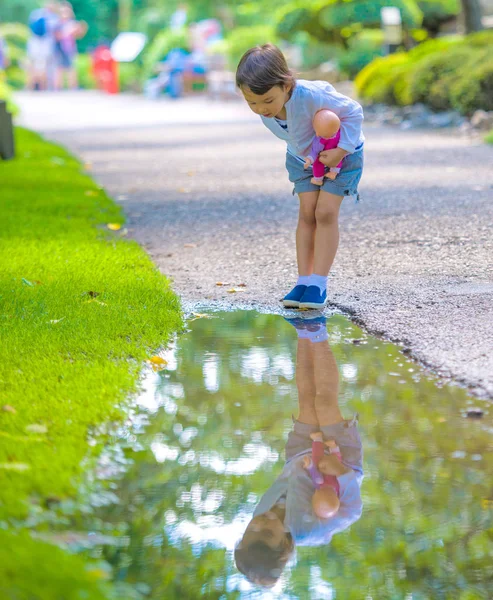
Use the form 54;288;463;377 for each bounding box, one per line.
236;44;364;309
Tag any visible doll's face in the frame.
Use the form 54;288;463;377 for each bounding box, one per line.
240;84;292;119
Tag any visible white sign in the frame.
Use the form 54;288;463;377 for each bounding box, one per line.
111;32;147;62
381;7;402;25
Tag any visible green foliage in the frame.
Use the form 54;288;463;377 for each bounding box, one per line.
338;29;384;78
356;30;493;113
0;22;29;89
75;53;97;89
485;129;493;145
0;128;182;523
0;71;18;115
222;24;279;70
141;27;189;83
319;0;423;31
0;531;113;600
418;0;460;34
449;55;493;115
119;61;142;91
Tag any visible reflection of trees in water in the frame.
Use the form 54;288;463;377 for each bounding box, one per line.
88;312;492;598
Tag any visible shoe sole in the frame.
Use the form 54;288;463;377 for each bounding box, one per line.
299;301;327;310
282;299;300;308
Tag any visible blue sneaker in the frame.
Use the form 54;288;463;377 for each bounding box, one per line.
282;284;307;308
299;286;327;310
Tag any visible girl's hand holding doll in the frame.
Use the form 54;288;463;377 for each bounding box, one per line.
318;147;348;168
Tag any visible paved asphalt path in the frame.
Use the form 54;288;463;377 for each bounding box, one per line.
17;91;493;398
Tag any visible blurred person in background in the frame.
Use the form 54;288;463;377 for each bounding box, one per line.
26;2;60;90
54;2;87;90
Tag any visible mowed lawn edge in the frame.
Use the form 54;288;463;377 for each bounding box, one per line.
0;128;182;522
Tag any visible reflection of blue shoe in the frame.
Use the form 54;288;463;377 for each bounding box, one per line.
284;315;326;329
299;286;327;310
282;285;307;308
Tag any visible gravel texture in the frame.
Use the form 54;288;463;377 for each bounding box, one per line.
17;91;493;398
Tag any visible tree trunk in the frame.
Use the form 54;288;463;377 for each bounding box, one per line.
460;0;483;33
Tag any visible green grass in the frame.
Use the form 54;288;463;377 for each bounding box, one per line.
0;128;182;521
485;129;493;144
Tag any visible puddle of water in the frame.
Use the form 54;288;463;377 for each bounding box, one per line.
21;312;493;597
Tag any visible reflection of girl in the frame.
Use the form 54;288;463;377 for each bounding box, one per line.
235;316;363;587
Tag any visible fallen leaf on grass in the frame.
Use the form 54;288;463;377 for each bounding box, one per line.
0;462;31;471
49;317;65;324
2;405;16;414
85;190;98;197
26;424;48;434
107;223;122;231
149;356;168;370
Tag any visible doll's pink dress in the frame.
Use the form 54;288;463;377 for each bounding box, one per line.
308;130;344;179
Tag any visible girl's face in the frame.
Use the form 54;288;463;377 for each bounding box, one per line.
241;510;288;549
241;84;291;119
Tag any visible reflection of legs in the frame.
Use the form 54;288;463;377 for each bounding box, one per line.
295;339;317;426
313;340;343;427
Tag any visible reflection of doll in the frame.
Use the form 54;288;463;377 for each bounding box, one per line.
302;432;344;519
304;110;343;186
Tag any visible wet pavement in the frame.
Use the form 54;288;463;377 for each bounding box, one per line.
15;91;493;399
21;310;493;599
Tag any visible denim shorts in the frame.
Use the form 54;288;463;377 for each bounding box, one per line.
286;147;364;201
285;418;363;476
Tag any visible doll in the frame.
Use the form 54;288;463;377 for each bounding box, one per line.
302;431;343;519
304;110;344;186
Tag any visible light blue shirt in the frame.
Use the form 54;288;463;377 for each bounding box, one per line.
253;453;363;547
260;79;365;160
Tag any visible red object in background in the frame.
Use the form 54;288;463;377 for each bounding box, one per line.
92;46;119;94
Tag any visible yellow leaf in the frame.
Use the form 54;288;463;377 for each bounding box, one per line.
215;282;229;286
107;223;122;231
227;288;246;293
149;356;168;370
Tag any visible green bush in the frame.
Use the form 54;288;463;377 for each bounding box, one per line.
356;31;493;114
0;71;18;115
223;25;279;70
485;129;493;144
0;22;29;89
450;56;493;114
338;29;384;79
408;46;474;110
75;53;96;90
118;61;142;92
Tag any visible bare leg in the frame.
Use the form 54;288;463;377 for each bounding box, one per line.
296;191;318;276
68;67;78;90
295;338;317;425
312;340;343;427
313;190;344;276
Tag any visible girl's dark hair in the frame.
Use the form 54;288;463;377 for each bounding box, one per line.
234;535;294;587
236;43;295;95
